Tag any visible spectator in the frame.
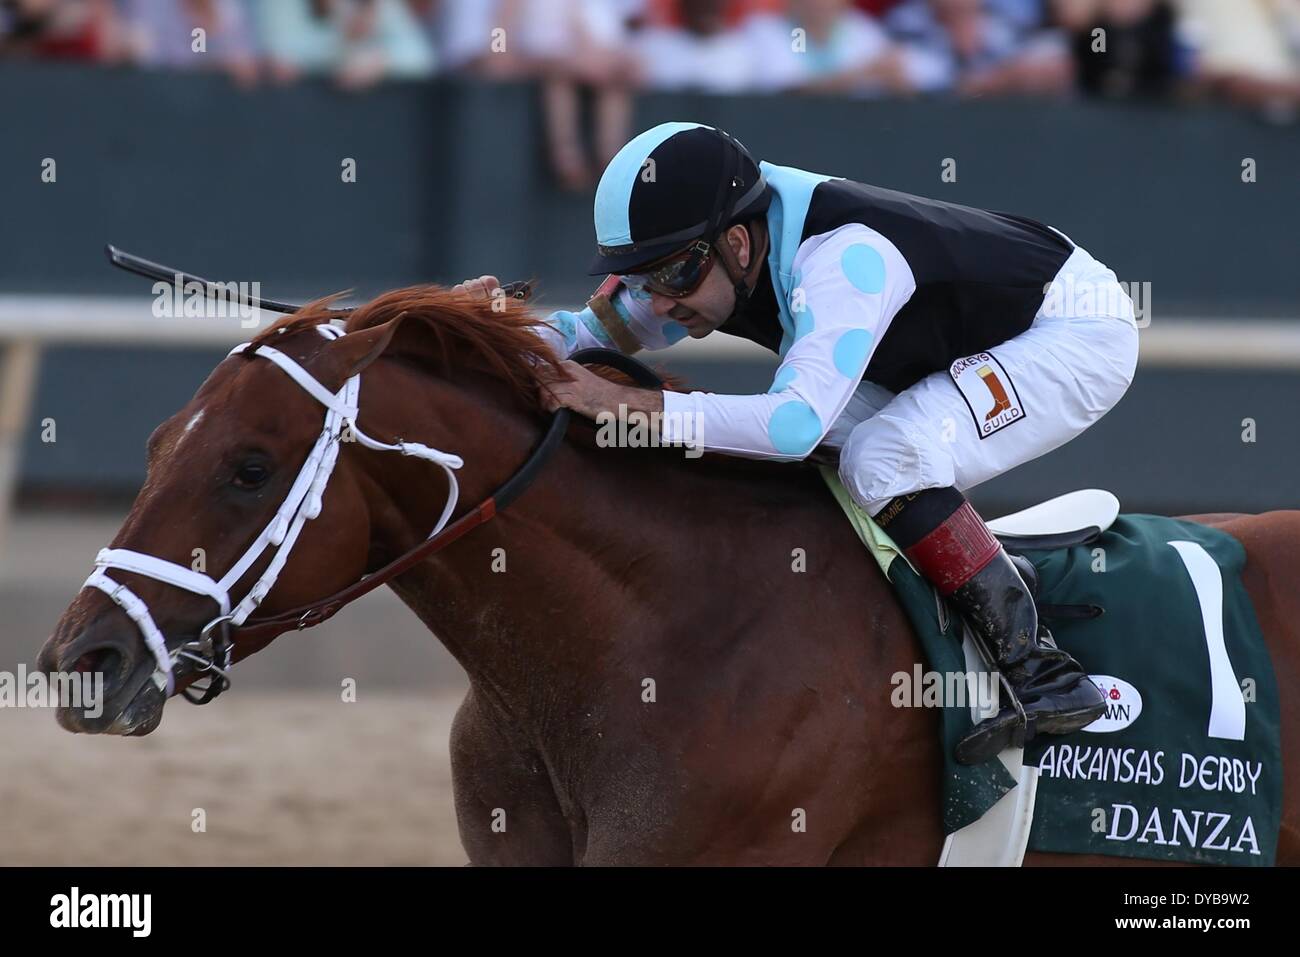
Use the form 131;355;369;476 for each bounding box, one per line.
334;0;436;90
887;0;1071;95
436;0;530;78
0;0;125;60
854;0;905;15
256;0;434;90
523;0;641;191
1054;0;1184;99
123;0;259;86
433;0;639;191
634;0;765;93
747;0;912;96
1178;0;1300;115
3;0;1292;125
987;0;1051;32
254;0;342;83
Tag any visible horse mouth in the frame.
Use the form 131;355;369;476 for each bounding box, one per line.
55;657;166;736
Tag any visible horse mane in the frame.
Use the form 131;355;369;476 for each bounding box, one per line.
247;285;569;411
245;285;804;484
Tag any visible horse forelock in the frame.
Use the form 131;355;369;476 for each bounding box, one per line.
245;286;566;410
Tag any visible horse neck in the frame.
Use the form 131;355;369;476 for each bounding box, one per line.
348;353;849;732
348;358;637;723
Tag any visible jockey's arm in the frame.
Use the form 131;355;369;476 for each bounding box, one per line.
661;224;916;461
536;279;685;357
533;281;677;420
454;274;676;421
452;273;688;358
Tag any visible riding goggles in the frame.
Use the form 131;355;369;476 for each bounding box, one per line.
619;240;716;299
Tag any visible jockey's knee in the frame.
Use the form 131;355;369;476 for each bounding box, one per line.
1078;313;1140;417
1114;318;1140;393
838;413;956;516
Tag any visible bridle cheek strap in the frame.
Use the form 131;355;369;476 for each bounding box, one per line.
81;324;464;700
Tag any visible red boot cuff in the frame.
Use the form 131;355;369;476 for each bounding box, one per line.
902;501;1001;595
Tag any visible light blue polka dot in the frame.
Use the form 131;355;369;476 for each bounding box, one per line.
832;329;874;378
770;366;797;393
841;244;886;294
768;401;823;456
578;310;613;348
661;320;689;345
549;311;578;349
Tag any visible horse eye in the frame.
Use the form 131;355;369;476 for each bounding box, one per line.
232;461;271;489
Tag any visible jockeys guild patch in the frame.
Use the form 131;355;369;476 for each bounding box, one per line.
949;352;1024;439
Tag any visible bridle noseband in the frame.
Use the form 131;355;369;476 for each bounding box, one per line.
80;329;656;705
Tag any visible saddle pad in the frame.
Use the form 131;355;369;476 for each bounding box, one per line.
1021;514;1282;865
820;470;1283;860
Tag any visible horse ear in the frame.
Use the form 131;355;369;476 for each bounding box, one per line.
328;313;407;380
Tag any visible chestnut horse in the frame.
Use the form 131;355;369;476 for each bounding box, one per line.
38;287;1300;865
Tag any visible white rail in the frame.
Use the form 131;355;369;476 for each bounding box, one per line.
3;295;1298;365
0;294;1296;555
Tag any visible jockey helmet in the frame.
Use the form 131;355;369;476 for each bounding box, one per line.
588;122;771;277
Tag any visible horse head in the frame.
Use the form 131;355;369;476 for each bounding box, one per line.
37;285;561;735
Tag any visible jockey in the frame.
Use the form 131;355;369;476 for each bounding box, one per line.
457;122;1139;765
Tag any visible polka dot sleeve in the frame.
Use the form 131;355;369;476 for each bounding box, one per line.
661;224;916;460
539;283;689;356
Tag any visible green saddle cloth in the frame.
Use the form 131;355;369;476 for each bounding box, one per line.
821;471;1283;864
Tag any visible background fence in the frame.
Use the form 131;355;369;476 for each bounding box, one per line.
2;63;1297;515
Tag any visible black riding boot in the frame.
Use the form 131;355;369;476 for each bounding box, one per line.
949;550;1105;765
872;486;1105;767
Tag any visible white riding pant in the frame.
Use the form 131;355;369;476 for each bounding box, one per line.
825;243;1140;516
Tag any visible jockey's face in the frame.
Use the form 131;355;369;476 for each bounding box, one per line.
647;224;753;338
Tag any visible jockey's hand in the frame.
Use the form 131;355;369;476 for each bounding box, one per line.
452;275;502;301
541;360;664;423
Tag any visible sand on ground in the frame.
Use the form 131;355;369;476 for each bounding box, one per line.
1;690;469;866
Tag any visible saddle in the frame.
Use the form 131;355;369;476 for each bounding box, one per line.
991;489;1118;620
987;488;1119;551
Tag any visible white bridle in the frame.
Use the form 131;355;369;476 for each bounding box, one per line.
82;324;463;698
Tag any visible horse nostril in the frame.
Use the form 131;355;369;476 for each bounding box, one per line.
74;646;123;679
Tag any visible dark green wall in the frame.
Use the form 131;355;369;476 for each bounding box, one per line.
3;63;1298;314
3;63;1298;513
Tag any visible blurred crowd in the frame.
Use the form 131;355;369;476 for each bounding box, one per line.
5;0;1300;188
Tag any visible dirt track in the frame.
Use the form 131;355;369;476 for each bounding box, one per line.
1;691;469;865
1;512;472;866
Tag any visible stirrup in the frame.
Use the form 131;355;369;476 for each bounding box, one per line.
956;708;1035;765
960;621;1029;756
